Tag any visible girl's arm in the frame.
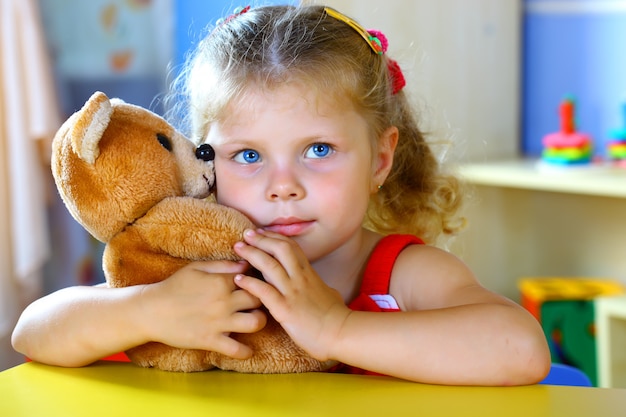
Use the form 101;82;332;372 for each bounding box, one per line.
12;261;266;367
327;251;551;385
12;284;150;367
342;243;552;385
233;231;551;386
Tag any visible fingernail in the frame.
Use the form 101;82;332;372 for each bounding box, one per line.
244;229;255;237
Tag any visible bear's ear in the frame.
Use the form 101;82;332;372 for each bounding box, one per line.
70;91;113;165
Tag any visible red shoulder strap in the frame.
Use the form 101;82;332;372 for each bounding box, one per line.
360;234;424;295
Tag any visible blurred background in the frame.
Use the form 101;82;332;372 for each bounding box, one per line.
2;0;626;384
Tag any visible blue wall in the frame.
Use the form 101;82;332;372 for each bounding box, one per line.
522;0;626;157
173;0;231;71
173;1;298;72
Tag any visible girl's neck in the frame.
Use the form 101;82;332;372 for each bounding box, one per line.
312;228;382;303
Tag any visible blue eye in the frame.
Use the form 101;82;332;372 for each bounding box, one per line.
233;149;261;163
306;143;332;158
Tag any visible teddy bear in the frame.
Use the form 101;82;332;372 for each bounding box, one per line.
50;91;334;373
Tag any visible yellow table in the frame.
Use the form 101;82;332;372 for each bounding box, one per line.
1;361;625;417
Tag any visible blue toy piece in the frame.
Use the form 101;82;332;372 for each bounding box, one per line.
539;363;593;387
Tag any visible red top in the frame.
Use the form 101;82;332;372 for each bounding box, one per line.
331;234;424;375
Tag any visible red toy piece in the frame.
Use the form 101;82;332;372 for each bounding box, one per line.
542;96;593;165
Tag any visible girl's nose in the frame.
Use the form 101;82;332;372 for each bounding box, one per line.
266;170;305;201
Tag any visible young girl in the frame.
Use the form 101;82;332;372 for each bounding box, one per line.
12;5;550;385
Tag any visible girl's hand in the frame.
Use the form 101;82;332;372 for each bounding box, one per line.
138;260;267;359
233;229;351;361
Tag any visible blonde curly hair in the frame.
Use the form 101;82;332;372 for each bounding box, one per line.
170;4;465;244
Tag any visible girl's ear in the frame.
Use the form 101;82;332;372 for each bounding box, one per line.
371;126;398;192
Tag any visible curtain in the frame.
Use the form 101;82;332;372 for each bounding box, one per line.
0;0;61;368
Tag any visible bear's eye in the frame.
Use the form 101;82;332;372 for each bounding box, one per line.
156;133;172;151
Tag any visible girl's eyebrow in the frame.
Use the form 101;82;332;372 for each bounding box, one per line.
224;135;266;144
210;133;257;146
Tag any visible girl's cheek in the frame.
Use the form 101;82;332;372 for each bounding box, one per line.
216;186;258;219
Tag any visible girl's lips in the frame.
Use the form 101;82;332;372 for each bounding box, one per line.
264;220;314;237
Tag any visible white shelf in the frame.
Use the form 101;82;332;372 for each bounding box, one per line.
459;159;626;198
596;296;626;388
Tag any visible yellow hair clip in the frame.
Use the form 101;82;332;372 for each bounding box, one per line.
324;7;383;55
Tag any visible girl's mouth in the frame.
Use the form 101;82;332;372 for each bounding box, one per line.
264;219;314;236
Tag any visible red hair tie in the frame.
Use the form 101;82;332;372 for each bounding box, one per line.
386;59;406;95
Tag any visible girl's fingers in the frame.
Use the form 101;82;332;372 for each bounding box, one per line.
253;229;309;266
234;240;291;291
202;309;267;359
212;336;253;359
231;288;263;311
237;229;307;279
230;309;267;333
234;274;284;308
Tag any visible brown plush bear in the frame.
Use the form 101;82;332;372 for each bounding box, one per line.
51;91;333;373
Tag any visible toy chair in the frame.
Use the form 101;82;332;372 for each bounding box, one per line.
539;363;593;387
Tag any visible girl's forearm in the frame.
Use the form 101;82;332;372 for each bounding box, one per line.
329;303;550;385
11;285;148;367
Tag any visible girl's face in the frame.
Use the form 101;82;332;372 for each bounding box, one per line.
206;83;395;262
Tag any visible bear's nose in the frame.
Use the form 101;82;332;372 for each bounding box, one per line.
196;144;215;161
